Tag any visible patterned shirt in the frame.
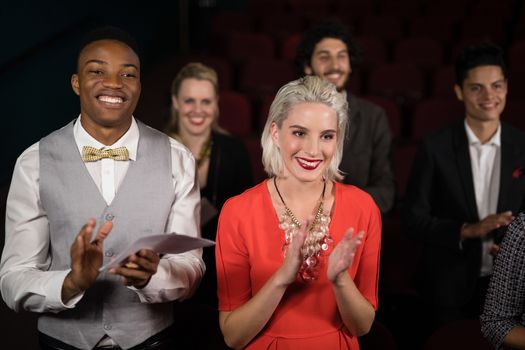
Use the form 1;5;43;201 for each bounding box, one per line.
481;213;525;349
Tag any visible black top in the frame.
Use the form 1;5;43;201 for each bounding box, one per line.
196;131;254;307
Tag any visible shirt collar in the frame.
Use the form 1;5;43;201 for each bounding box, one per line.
464;119;501;147
74;115;139;161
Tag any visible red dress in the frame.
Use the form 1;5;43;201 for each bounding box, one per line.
216;180;381;349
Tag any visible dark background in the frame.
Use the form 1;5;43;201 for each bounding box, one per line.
1;0;523;348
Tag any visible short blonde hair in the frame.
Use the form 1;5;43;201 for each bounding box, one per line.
261;76;348;181
166;62;219;135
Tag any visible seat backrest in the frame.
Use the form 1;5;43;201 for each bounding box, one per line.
425;0;469;20
471;1;512;19
509;40;525;73
258;94;275;133
394;37;444;71
507;70;525;98
424;319;495;350
432;65;456;99
459;15;505;45
332;0;375;18
393;143;418;200
359;14;405;44
408;15;457;44
247;0;286;17
280;32;303;62
259;14;305;44
368;63;426;105
411;97;464;141
504;99;525;132
239;59;295;101
218;90;252;137
211;11;253;37
358;320;398;350
379;0;421;20
243;136;266;184
362;95;402;140
355;35;389;69
227;33;276;63
288;0;330;16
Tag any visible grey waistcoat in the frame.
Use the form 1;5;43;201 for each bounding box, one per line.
38;120;174;349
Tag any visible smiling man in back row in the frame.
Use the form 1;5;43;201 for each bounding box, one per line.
296;20;395;214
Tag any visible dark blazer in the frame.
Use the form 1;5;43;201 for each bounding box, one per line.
197;131;254;307
402;120;525;307
340;94;395;213
201;131;253;218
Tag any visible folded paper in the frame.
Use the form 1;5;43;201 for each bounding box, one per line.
100;233;215;271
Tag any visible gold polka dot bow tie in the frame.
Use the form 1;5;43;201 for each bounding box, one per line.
81;146;129;162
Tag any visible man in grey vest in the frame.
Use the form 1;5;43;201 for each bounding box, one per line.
0;27;204;349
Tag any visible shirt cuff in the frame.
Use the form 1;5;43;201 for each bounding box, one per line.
129;255;202;303
46;269;84;312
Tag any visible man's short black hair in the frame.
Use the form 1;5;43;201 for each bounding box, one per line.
455;43;507;86
77;26;140;69
295;20;361;77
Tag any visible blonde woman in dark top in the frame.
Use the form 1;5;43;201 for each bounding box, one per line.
166;62;253;349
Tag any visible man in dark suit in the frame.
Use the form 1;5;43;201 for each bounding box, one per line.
403;44;525;329
296;21;395;214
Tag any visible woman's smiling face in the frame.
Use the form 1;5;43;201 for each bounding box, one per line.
271;102;338;183
172;78;218;137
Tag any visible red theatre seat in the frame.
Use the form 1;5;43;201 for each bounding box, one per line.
218;90;252;137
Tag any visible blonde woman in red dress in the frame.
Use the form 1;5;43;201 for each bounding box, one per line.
216;76;381;349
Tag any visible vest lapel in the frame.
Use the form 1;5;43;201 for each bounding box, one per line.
63;121;109;207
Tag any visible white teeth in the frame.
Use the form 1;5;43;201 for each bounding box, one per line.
99;96;123;104
190;116;205;124
298;159;319;167
480;104;496;109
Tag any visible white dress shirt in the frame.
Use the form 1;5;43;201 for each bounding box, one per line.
0;116;205;314
465;120;501;277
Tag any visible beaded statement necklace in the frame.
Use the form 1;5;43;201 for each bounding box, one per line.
273;177;333;282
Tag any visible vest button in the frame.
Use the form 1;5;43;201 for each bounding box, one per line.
104;324;112;330
105;249;114;257
105;213;114;221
